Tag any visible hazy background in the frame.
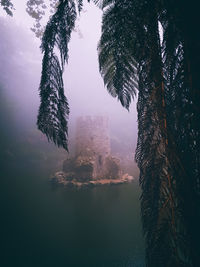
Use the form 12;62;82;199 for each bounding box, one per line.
0;2;144;266
0;0;138;176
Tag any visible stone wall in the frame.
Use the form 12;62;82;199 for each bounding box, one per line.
75;116;110;157
63;116;122;181
75;116;111;179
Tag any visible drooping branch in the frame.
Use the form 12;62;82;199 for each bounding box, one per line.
37;0;77;151
98;0;138;109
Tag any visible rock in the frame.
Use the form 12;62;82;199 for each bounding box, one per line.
104;156;121;179
63;158;76;173
74;156;94;182
122;173;134;181
63;156;94;182
53;171;65;180
64;172;76;181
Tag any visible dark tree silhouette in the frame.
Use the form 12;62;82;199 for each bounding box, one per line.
160;1;200;265
95;1;200;266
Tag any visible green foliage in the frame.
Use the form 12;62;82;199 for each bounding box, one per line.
26;0;61;38
132;2;184;266
26;0;48;38
49;0;59;13
98;0;138;109
76;0;83;13
0;0;14;16
37;0;77;151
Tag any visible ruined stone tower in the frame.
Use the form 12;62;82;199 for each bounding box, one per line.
75;116;110;157
63;116;121;181
76;116;111;179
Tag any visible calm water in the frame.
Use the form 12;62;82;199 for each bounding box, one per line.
0;160;144;267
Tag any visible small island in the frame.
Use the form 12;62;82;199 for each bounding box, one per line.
50;116;134;187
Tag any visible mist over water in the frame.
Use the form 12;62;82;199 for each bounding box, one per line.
0;4;144;266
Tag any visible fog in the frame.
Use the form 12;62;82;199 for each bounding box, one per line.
0;2;138;175
0;4;144;266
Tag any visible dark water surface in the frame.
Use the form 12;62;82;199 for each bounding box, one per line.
0;161;144;267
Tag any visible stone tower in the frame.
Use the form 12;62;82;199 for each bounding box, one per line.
75;116;111;179
63;115;121;181
75;116;110;155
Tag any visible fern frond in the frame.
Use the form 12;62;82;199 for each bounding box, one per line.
98;1;138;109
76;0;83;13
37;0;77;150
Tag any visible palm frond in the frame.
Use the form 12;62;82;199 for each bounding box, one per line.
37;0;77;151
98;0;138;109
76;0;83;13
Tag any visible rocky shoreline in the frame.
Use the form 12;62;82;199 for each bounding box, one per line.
50;171;134;188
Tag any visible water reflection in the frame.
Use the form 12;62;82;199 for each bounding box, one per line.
1;161;144;266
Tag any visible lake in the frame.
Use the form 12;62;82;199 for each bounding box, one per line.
0;160;144;267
